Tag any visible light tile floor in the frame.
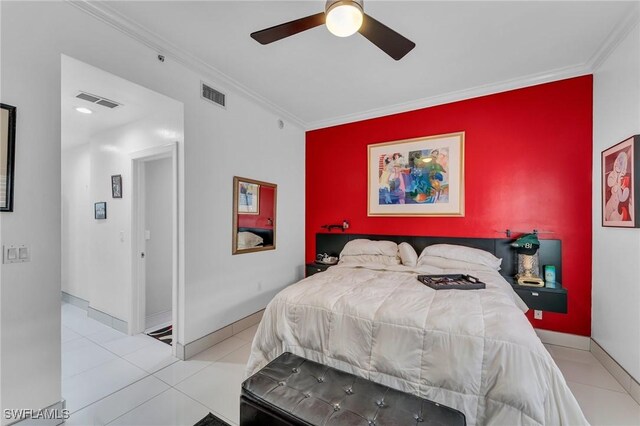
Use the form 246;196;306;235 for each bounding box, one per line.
63;302;639;425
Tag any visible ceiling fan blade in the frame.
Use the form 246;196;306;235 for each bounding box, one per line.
251;12;326;45
358;14;416;60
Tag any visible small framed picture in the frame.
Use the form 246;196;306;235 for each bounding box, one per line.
94;202;107;220
111;174;122;198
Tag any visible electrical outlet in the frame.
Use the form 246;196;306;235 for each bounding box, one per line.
534;310;543;320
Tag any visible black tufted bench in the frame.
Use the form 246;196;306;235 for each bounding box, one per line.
240;352;466;426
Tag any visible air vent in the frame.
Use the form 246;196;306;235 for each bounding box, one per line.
96;99;119;109
76;92;100;103
75;91;121;109
201;82;226;108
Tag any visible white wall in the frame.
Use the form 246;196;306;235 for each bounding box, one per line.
144;157;173;319
0;1;305;419
593;22;640;381
62;143;91;301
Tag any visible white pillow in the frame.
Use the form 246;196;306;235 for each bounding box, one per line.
417;255;498;272
398;242;418;267
339;254;401;266
237;231;263;249
418;244;502;270
340;239;398;258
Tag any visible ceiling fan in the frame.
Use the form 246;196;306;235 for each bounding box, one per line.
250;0;416;61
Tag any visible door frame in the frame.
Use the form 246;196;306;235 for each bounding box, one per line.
130;142;178;355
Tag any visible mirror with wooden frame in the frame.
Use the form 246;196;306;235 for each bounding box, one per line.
232;176;277;255
1;104;16;212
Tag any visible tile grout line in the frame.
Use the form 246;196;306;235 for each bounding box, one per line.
68;371;156;415
66;339;252;421
64;304;256;425
63;314;177;414
165;341;253;425
103;385;173;425
153;357;213;387
566;379;640;404
566;378;630;395
154;336;252;388
172;341;249;388
170;385;237;426
546;345;636;397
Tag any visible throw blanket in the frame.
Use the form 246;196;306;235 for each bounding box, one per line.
246;264;588;425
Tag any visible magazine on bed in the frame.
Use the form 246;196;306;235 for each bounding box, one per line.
417;274;486;290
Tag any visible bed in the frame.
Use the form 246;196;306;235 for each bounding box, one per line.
237;227;274;249
245;234;587;425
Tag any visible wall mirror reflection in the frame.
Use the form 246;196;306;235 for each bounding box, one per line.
233;176;277;254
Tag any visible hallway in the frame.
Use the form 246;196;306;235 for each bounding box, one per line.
61;303;256;425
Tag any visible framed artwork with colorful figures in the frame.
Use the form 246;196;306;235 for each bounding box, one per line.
368;132;465;216
602;135;640;228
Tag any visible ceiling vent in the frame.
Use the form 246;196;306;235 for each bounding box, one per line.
201;82;226;108
75;91;121;109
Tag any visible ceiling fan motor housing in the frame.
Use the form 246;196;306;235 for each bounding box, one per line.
325;0;364;15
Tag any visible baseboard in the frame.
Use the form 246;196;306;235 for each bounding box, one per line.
590;339;640;405
536;330;640;405
62;291;129;334
87;306;128;334
535;328;591;350
61;291;89;311
62;292;128;334
6;400;67;425
180;309;265;360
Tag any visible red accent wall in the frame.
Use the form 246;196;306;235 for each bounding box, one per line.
305;76;593;336
238;186;275;229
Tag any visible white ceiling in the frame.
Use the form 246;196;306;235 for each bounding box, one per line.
94;1;635;128
61;55;177;148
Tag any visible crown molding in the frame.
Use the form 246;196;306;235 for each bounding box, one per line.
66;0;307;130
587;3;640;71
68;1;636;133
307;63;591;130
308;3;639;131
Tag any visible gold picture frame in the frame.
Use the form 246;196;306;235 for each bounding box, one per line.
368;132;465;217
232;176;277;255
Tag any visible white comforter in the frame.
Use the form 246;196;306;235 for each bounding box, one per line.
246;264;588;425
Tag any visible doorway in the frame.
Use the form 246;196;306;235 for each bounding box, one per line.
131;144;178;353
60;57;184;413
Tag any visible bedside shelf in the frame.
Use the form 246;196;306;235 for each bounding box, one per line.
306;262;333;277
506;277;567;314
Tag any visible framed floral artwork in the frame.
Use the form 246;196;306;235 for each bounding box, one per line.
368;132;465;216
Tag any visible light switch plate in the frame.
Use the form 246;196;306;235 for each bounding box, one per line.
18;247;30;261
6;247;17;261
3;245;30;264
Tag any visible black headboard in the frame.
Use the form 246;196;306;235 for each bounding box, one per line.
316;233;562;282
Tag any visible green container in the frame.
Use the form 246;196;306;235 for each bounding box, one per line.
544;265;556;284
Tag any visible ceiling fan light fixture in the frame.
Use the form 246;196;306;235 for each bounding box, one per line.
325;0;364;38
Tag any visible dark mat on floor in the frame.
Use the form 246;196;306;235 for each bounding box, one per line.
194;412;231;426
146;324;172;346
